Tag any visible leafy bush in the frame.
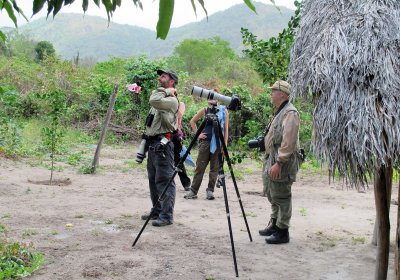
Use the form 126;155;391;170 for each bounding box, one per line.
0;240;45;279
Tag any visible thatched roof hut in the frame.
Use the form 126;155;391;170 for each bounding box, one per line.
289;0;400;186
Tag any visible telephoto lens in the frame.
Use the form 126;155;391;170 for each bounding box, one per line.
135;139;147;163
191;86;232;105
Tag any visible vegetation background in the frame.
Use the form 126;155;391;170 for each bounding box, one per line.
0;1;317;278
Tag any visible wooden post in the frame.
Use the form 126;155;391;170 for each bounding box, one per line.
374;163;392;280
372;168;393;246
91;84;119;172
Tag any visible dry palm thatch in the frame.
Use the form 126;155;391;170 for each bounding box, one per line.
289;0;400;186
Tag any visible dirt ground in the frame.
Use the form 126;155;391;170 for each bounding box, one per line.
0;144;397;280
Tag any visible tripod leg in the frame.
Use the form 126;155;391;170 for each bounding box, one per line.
217;120;253;242
213;119;239;277
132;119;207;247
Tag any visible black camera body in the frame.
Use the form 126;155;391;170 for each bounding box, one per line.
248;135;266;152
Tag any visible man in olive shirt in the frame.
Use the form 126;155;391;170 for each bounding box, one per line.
259;80;301;244
141;69;179;227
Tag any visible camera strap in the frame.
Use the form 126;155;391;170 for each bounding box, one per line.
262;100;289;137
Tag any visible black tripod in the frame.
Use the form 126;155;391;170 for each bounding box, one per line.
132;108;253;278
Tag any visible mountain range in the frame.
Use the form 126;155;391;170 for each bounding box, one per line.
10;2;294;61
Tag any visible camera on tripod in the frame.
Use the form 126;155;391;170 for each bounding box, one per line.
191;86;241;111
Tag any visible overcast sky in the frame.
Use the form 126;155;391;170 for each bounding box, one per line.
0;0;296;30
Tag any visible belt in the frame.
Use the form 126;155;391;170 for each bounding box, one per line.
147;132;173;141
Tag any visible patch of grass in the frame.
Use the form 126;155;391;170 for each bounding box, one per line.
125;160;146;170
77;160;95;174
243;167;255;174
22;229;38;237
299;207;307;216
120;167;130;173
25;187;32;194
300;158;322;173
50;230;58;235
244;211;257;217
315;231;338;248
121;213;133;218
321;238;337;247
105;219;113;225
1;213;11;219
0;240;45;279
233;171;244;181
65;151;84;166
64;128;96;146
0;224;8;234
74;214;84;219
352;236;366;244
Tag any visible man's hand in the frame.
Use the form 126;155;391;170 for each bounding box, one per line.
170;88;176;96
269;163;281;180
165;88;176;97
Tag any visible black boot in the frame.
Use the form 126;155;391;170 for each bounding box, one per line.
265;227;289;244
259;218;278;236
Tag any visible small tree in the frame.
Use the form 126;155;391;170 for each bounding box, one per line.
40;89;66;185
35;41;56;62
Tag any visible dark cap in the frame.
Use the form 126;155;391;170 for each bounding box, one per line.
157;69;178;85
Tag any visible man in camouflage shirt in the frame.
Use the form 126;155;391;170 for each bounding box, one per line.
259;80;301;244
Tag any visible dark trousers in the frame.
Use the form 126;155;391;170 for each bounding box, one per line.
191;140;219;194
173;141;191;189
147;140;176;222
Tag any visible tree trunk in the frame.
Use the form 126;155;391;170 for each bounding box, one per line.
395;179;400;279
372;167;393;246
374;164;392;280
91;84;119;172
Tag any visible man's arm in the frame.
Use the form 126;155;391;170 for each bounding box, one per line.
149;88;177;111
276;111;300;163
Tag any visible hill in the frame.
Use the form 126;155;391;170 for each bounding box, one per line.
12;2;293;61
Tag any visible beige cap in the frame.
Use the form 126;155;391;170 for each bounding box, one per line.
268;80;291;95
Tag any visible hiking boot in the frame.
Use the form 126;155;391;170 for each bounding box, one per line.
259;218;278;236
184;190;197;199
152;219;173;227
206;190;215;200
265;227;289;244
141;212;158;221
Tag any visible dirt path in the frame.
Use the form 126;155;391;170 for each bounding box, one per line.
0;144;397;279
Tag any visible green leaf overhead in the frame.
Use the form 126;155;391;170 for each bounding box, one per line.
156;0;174;40
82;0;89;12
32;0;46;15
4;1;17;26
4;0;260;40
243;0;257;13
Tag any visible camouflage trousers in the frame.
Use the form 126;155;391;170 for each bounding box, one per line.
262;161;293;229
